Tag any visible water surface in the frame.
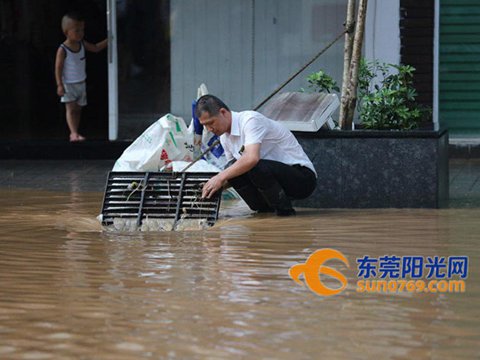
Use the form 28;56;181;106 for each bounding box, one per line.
0;189;478;359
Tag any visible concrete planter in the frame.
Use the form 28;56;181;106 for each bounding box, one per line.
294;128;449;208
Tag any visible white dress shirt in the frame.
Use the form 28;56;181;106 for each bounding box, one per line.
220;111;317;176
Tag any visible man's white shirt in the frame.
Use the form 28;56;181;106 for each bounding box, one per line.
220;111;317;176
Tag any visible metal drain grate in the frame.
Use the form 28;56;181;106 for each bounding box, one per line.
101;171;222;229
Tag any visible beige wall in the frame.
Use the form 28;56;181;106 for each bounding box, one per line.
171;0;347;120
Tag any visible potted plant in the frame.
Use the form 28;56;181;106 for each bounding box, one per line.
293;60;448;208
356;60;432;131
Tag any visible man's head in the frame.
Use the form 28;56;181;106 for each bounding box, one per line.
195;95;232;136
61;12;85;41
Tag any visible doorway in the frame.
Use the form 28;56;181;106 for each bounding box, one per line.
108;0;171;140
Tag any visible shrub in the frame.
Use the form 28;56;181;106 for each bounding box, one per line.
306;71;340;93
305;59;431;130
358;59;430;130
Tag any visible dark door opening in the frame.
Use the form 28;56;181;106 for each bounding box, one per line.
116;0;171;140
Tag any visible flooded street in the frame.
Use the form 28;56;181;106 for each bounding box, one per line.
0;188;478;359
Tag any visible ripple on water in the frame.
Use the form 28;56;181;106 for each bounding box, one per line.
0;190;479;359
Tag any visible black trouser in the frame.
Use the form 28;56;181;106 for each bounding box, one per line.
228;159;317;211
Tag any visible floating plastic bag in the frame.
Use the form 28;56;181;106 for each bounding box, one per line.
113;114;193;172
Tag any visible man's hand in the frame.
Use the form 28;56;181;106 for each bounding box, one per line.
202;174;225;199
202;143;261;199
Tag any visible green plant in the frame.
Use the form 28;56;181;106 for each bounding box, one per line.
358;59;430;130
306;71;340;93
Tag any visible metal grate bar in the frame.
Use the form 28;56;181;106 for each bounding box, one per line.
101;171;222;229
136;172;151;227
173;172;187;226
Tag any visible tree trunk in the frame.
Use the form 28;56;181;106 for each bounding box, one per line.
339;0;356;129
342;0;368;130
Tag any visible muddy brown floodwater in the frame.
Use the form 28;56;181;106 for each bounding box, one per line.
0;189;478;359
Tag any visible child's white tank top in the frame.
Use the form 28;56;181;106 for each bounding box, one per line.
60;41;86;84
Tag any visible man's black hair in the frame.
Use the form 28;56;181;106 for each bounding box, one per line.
195;95;230;118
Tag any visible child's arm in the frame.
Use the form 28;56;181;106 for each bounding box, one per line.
84;38;108;53
55;47;66;96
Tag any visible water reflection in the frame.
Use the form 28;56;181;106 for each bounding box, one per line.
0;189;478;359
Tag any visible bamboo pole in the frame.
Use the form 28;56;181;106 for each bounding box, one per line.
339;0;357;129
343;0;368;129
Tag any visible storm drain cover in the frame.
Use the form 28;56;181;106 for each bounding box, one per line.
101;172;222;231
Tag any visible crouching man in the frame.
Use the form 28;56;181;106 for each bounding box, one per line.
197;95;317;216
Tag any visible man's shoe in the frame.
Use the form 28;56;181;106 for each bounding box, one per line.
258;187;295;217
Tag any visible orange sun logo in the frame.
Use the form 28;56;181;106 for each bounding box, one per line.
289;248;350;296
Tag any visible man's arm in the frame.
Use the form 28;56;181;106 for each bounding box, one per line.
84;39;108;53
202;143;260;199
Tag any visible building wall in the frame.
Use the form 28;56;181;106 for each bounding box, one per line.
365;0;401;65
170;0;347;120
1;1;439;141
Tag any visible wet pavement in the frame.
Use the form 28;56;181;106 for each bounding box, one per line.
0;159;479;208
0;160;114;193
449;159;480;207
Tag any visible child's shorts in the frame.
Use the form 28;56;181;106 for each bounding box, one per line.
61;81;87;106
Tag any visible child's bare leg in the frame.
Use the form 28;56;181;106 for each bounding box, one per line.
65;102;85;141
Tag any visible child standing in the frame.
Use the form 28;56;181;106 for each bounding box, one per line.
55;12;107;142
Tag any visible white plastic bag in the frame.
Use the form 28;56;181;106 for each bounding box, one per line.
113;114;193;172
170;160;221;173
